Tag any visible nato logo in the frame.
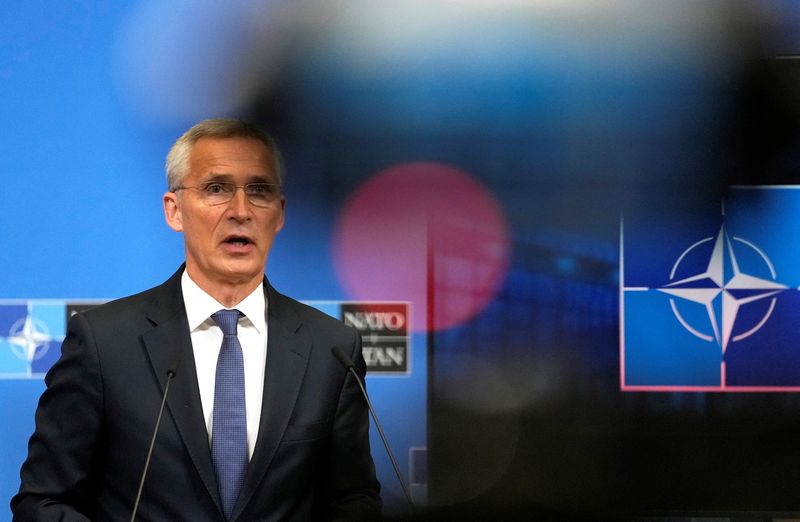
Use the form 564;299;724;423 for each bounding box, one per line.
341;303;410;374
621;187;800;391
0;302;66;378
307;301;411;374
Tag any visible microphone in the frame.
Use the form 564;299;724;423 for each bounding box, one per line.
130;369;176;522
331;346;415;514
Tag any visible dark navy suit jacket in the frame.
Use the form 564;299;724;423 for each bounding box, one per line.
12;266;382;521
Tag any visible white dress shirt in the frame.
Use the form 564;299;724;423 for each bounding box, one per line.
181;270;268;460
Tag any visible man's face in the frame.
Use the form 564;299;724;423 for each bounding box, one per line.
163;136;285;293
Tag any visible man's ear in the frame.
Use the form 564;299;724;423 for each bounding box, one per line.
163;192;183;232
275;195;286;233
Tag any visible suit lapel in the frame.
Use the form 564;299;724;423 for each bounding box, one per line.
141;267;224;516
233;282;310;519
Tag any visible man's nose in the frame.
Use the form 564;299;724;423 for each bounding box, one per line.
227;187;252;217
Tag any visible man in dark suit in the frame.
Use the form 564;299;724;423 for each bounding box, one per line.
11;119;382;521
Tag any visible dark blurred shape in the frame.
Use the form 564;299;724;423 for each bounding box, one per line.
724;56;800;186
713;1;800;187
237;1;800;518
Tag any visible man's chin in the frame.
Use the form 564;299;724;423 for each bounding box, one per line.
221;264;264;282
198;257;262;286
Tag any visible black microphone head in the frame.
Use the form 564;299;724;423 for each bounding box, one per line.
331;345;355;370
166;350;182;379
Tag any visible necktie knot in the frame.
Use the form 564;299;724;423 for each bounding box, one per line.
212;309;242;336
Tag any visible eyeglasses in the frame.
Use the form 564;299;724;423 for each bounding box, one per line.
174;181;282;207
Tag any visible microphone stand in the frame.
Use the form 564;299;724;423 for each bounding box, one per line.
130;369;175;522
332;346;415;515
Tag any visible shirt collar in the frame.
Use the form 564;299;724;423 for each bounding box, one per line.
181;269;267;333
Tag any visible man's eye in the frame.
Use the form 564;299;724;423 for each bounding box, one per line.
204;182;228;194
247;184;273;196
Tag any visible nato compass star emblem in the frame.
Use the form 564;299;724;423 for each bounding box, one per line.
658;225;787;357
621;187;800;391
0;301;66;378
7;312;55;365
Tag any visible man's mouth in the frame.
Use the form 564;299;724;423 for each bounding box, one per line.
223;235;253;248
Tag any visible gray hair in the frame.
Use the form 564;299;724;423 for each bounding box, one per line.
165;118;284;191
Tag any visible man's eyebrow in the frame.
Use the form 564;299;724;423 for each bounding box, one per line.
203;173;275;183
247;174;274;183
204;172;234;181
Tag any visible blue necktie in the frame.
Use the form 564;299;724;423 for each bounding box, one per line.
211;309;248;520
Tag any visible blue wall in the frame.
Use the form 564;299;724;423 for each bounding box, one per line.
6;1;800;519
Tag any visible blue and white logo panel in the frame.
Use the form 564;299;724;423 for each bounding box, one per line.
621;187;800;392
0;301;66;378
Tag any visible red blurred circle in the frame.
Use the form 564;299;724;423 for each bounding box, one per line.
332;162;510;332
